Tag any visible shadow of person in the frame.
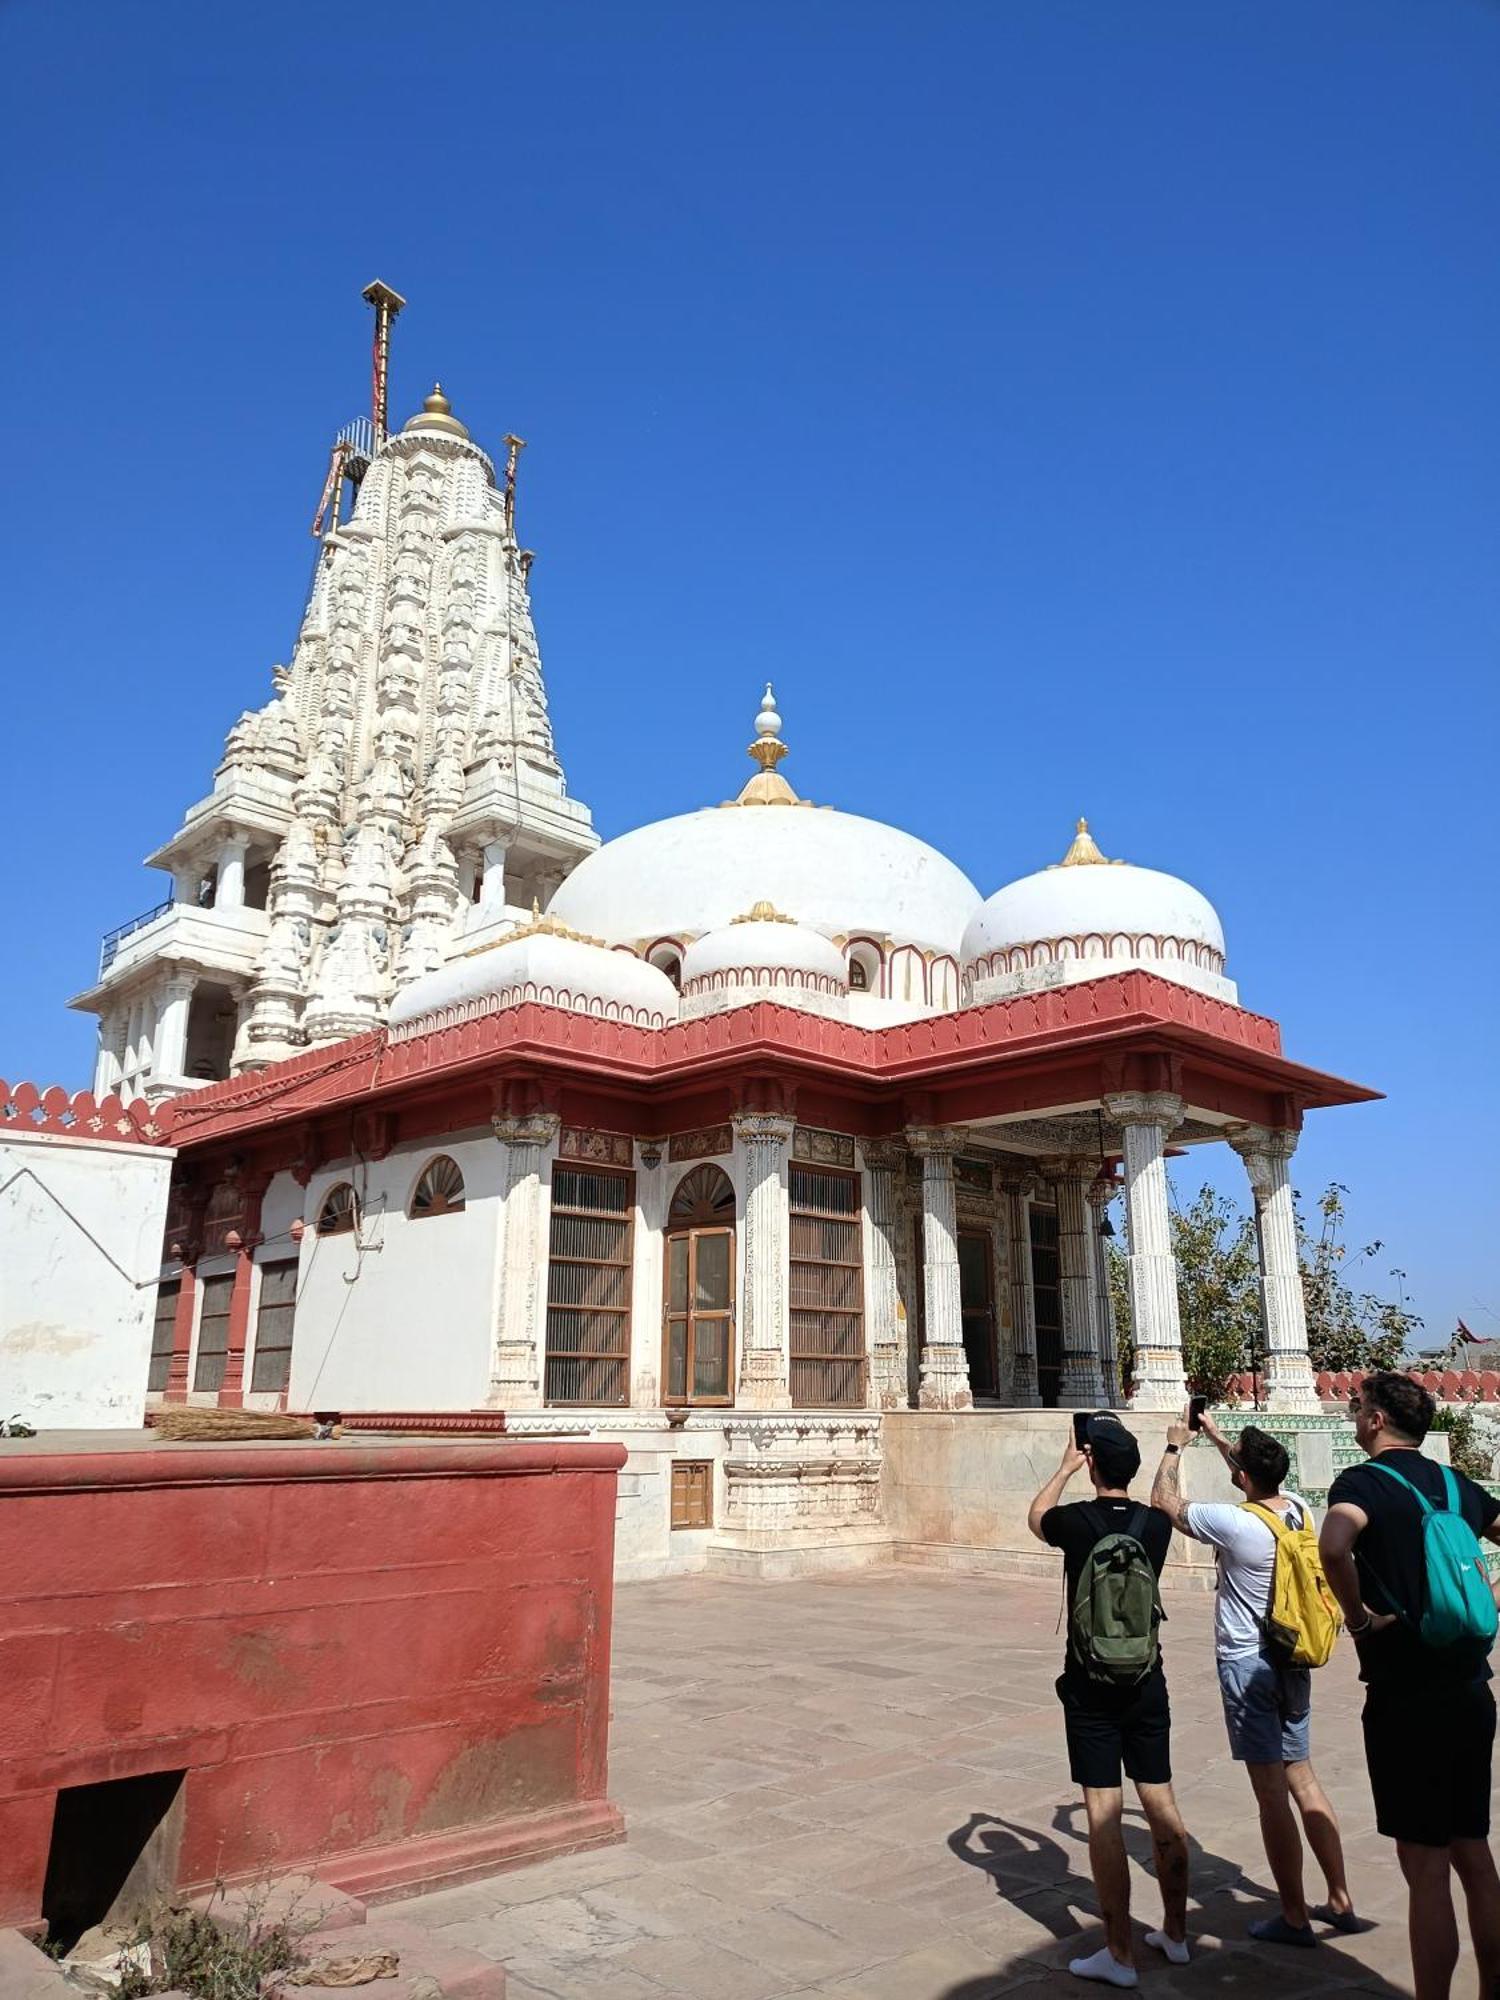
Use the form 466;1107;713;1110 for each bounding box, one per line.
1049;1797;1265;1911
946;1809;1089;1941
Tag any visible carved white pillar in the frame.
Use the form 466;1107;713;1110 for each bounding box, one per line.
908;1127;972;1411
216;834;250;910
734;1110;795;1410
1046;1159;1108;1408
862;1140;907;1410
1087;1175;1122;1408
1000;1172;1042;1407
488;1111;560;1409
1227;1123;1319;1413
154;974;195;1085
94;1014;127;1096
630;1139;669;1408
1104;1092;1187;1411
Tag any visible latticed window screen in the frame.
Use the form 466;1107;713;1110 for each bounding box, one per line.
411;1155;465;1218
316;1182;358;1236
789;1165;865;1408
147;1280;180;1392
250;1259;299;1394
1030;1205;1062;1409
193;1273;235;1393
544;1164;633;1406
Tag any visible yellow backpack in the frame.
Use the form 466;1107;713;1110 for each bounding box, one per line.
1243;1501;1343;1668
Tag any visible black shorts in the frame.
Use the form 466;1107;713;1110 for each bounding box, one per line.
1057;1668;1172;1790
1363;1679;1495;1846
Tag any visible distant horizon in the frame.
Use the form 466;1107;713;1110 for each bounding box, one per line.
3;0;1494;1343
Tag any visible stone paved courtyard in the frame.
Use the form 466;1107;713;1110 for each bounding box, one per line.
388;1569;1449;1999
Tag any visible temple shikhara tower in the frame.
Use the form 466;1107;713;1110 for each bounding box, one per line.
71;284;595;1098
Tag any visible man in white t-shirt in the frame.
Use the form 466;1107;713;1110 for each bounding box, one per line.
1151;1413;1369;1949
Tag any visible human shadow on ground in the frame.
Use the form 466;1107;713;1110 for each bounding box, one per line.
942;1803;1402;2000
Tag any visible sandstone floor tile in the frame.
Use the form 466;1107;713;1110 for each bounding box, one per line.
711;1907;887;1982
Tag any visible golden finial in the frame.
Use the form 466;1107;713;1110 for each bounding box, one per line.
403;382;470;439
459;900;606;957
735;682;800;806
1058;817;1110;867
731;901;798;925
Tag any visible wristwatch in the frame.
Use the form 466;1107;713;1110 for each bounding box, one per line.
1164;1444;1181;1455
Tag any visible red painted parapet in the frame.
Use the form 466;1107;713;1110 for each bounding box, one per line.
0;1437;625;1926
0;1078;178;1145
1225;1368;1500;1405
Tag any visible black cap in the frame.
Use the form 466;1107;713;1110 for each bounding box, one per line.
1082;1411;1141;1483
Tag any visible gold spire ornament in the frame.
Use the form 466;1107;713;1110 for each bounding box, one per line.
1057;817;1111;867
403;383;470;440
731;901;798;925
734;683;800;806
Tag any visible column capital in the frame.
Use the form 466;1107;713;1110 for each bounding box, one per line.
860;1138;908;1173
997;1165;1044;1202
161;971;198;1003
1102;1091;1183;1133
1085;1173;1120;1212
905;1124;965;1159
220;829;252;855
1224;1121;1299;1166
732;1109;797;1147
491;1110;560;1148
1037;1154;1098;1186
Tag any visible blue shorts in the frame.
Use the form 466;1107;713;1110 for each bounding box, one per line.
1217;1650;1311;1764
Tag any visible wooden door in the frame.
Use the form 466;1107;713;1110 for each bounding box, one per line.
663;1165;736;1405
957;1229;998;1401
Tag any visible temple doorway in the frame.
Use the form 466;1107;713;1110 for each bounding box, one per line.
957;1230;999;1401
1030;1206;1062;1407
663;1165;736;1405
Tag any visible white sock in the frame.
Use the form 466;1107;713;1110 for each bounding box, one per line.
1146;1929;1191;1965
1068;1946;1139;1988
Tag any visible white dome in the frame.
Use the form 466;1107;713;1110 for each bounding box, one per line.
960;821;1232;1005
550;805;980;956
389;923;678;1036
682;912;849;988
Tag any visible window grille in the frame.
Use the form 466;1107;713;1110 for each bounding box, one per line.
411;1154;465;1218
148;1280;180;1392
316;1182;358;1236
670;1460;714;1530
544;1164;633;1406
789;1164;865;1407
250;1259;299;1394
1030;1205;1062;1409
193;1273;235;1393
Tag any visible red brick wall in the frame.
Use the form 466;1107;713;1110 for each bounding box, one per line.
0;1438;625;1924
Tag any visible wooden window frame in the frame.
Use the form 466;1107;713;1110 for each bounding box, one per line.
193;1272;235;1393
662;1166;737;1407
410;1154;466;1219
957;1227;999;1403
789;1163;866;1409
670;1459;714;1530
544;1159;634;1408
315;1181;358;1237
250;1257;299;1396
147;1279;180;1393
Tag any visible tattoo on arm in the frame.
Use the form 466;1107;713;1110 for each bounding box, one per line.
1150;1451;1192;1532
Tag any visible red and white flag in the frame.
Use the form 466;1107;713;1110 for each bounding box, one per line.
1457;1318;1482;1345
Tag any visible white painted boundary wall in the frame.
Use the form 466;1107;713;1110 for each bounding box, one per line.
0;1126;175;1427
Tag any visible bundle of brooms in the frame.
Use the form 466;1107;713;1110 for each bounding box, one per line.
151;1406;316;1442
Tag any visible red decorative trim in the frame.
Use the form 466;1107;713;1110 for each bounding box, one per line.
164;1264;197;1402
0;1079;178;1145
329;1411;511;1434
1229;1368;1500;1406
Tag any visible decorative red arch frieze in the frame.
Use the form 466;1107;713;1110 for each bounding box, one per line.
0;1079;178;1145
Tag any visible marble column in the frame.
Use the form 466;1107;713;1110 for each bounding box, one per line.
1087;1175;1122;1408
219;1171;270;1408
488;1111;560;1409
734;1110;795;1409
862;1140;907;1410
999;1171;1042;1407
1046;1158;1108;1408
153;973;197;1085
1226;1123;1320;1413
216;833;250;910
1103;1091;1188;1411
95;1013;127;1097
908;1126;972;1411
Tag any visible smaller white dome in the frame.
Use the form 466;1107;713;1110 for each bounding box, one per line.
961;820;1234;1006
390;922;678;1036
683;910;848;988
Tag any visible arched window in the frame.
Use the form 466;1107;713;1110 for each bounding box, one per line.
411;1154;465;1218
847;942;880;994
647;940;684;990
664;1166;736;1405
316;1182;358;1237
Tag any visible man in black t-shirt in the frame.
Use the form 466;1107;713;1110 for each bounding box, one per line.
1027;1414;1189;1988
1321;1371;1500;1999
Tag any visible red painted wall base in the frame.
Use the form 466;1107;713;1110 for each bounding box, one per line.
0;1438;625;1929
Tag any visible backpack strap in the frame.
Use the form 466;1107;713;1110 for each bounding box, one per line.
1126;1503;1149;1546
1243;1500;1290;1541
1367;1458;1436;1516
1439;1465;1463;1517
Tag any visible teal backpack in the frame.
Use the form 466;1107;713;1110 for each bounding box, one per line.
1367;1460;1499;1650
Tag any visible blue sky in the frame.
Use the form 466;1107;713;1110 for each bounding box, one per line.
3;1;1495;1345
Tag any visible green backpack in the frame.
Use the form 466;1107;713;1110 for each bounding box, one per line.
1072;1504;1164;1685
1367;1460;1499;1650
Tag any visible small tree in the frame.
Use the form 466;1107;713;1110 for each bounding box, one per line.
1109;1180;1421;1398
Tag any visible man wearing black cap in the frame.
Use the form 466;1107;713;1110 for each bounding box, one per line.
1028;1413;1190;1987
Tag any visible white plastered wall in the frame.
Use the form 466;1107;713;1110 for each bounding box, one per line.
285;1129;504;1412
0;1128;175;1427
